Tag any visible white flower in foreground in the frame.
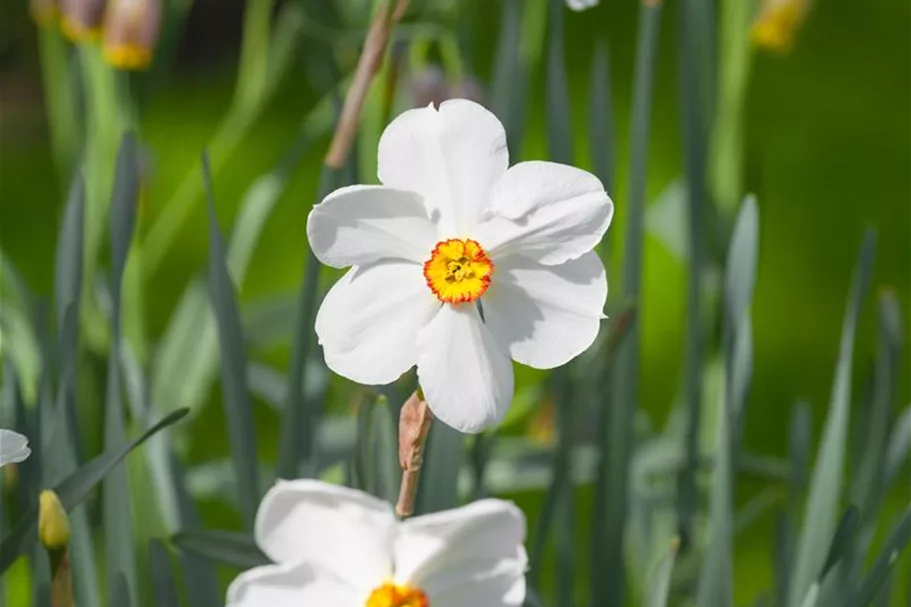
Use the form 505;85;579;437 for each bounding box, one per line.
566;0;599;11
308;99;612;433
227;480;527;607
0;429;31;468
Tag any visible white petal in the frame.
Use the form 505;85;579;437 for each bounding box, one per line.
416;304;514;433
316;261;440;385
377;99;508;234
307;185;438;268
0;429;30;468
474;161;613;266
254;480;395;594
226;560;359;607
395;499;527;589
426;558;527;607
483;253;607;369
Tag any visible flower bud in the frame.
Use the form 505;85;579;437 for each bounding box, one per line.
752;0;810;54
39;490;71;550
30;0;57;26
59;0;106;42
102;0;162;70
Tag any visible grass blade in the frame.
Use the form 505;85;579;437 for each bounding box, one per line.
151;123;320;419
600;4;662;605
204;151;261;528
53;172;85;332
787;230;876;606
854;506;911;605
112;572;131;607
854;290;902;522
276;164;341;480
819;505;860;582
645;538;680;607
416;422;463;515
171;529;270;569
589;40;615;199
545;0;573;165
355;395;399;504
884;406;910;489
491;0;527;153
0;408;189;574
148;540;180;607
104;129;141;607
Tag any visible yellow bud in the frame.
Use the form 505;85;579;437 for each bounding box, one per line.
39;490;71;550
752;0;810;54
59;0;106;42
102;0;162;71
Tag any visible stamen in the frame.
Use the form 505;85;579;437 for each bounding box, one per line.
365;583;429;607
423;238;493;304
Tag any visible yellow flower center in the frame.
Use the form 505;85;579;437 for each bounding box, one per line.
365;583;429;607
423;238;493;304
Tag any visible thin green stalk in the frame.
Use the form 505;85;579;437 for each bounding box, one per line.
600;4;662;606
235;0;277;108
676;0;710;553
709;0;753;214
37;25;78;179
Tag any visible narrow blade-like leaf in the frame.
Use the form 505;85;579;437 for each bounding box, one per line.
788;231;876;606
0;408;189;574
148;540;180;607
204;151;261;528
645;538;680;607
171;529;270;569
599;4;662;605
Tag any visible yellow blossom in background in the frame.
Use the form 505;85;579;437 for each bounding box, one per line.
103;0;162;70
29;0;57;26
38;490;71;550
752;0;811;54
59;0;106;42
527;399;556;446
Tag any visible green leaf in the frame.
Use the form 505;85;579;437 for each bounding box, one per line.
545;0;573;165
355;395;399;504
104;131;142;607
884;406;910;488
599;4;662;605
787;230;876;607
277;164;341;479
171;529;270;570
53;171;85;330
148;540;180;607
854;506;911;605
203;151;261;529
588;39;615;197
490;0;527;153
645;538;680;607
0;302;40;408
819;505;859;581
416;422;463;515
112;572;131;607
151;109;324;419
854;290;902;523
109;132;139;301
0;408;189;575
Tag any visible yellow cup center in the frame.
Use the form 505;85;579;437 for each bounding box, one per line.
365;583;429;607
423;238;493;304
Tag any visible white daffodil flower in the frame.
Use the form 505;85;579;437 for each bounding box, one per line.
227;480;527;607
566;0;599;11
308;99;612;433
0;429;31;468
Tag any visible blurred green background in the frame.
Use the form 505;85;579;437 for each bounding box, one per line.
1;0;908;604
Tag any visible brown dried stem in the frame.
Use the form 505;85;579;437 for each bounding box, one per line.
324;0;411;169
396;390;433;517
